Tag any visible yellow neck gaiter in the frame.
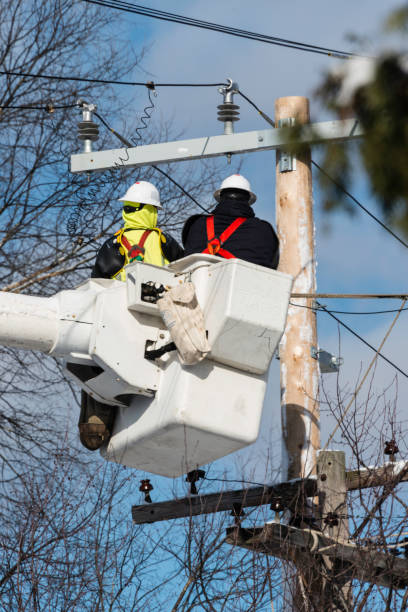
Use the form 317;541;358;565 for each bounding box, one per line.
122;202;158;229
114;203;168;280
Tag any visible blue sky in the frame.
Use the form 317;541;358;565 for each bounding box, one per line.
87;1;408;479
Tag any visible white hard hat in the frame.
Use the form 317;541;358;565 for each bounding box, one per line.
118;181;162;209
214;174;257;205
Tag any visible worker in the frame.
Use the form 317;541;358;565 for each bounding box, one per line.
182;174;279;269
92;180;184;279
79;180;184;451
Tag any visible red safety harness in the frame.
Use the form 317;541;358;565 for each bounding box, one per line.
120;229;152;263
202;216;247;259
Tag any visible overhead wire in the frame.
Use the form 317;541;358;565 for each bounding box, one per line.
82;0;361;59
317;301;408;379
311;159;408;251
93;110;210;213
237;90;275;127
238;90;408;252
300;299;408;488
289;301;408;315
0;69;226;88
0;102;78;111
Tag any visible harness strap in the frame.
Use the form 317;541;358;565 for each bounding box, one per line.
118;229;152;262
203;216;247;258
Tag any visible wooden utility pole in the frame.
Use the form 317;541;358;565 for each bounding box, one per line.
275;96;320;482
317;450;353;610
275;97;320;611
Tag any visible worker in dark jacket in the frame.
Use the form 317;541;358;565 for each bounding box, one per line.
182;174;279;269
79;180;184;452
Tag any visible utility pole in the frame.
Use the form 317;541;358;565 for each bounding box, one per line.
275;97;320;611
317;450;353;610
275;96;320;482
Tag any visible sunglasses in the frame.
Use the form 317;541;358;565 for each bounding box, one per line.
123;203;145;213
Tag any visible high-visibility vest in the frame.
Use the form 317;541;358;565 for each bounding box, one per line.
202;216;247;259
113;228;168;281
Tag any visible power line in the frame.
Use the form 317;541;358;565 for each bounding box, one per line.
0;103;77;111
291;293;408;299
83;0;361;59
237;91;275;128
311;160;408;251
289;301;408;315
317;301;408;379
0;70;226;88
235;90;408;252
93;110;210;214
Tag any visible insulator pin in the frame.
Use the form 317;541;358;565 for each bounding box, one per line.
384;439;399;461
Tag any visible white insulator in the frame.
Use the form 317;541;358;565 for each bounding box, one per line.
0;292;58;352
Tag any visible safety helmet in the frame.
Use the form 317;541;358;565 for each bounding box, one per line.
118;181;162;209
213;174;257;205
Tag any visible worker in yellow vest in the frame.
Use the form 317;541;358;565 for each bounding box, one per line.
92;180;183;279
79;180;184;451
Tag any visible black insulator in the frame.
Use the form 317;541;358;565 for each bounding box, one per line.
270;496;285;513
78;120;99;141
186;469;205;495
217;102;240;123
217;115;240;123
217;104;240;111
323;512;339;527
139;479;153;503
217;111;240;117
385;439;399;457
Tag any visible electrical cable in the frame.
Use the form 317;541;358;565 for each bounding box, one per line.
238;95;408;251
317;300;408;379
237;90;275;127
0;69;226;88
0;103;78;111
235;89;408;252
93;110;210;213
301;299;408;488
311;160;408;251
289;301;408;315
82;0;362;59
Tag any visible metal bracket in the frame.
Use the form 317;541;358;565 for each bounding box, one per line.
277;117;296;173
311;346;343;373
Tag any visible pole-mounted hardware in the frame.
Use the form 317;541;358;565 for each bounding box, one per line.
77;99;99;153
218;78;240;163
384;439;399;462
323;511;340;528
311;346;343;373
186;469;206;495
270;495;285;523
139;479;154;503
277;117;296;172
217;78;240;135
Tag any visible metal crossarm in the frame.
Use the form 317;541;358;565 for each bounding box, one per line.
70;119;362;173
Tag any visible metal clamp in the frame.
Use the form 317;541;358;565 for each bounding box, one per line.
311;346;343;373
277;117;296;172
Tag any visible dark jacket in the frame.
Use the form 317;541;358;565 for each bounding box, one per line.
182;196;279;269
92;230;184;279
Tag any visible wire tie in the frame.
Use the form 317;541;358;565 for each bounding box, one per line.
146;81;156;91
